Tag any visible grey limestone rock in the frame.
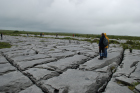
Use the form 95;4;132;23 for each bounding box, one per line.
0;71;32;93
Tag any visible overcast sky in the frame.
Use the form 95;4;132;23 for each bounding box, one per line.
0;0;140;36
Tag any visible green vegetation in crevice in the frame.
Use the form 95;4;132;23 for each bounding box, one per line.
40;40;46;42
49;49;55;51
110;66;116;73
116;80;140;91
0;42;12;49
128;82;140;91
121;40;140;50
109;40;120;44
81;39;94;43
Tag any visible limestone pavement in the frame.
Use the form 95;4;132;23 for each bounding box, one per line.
0;35;139;93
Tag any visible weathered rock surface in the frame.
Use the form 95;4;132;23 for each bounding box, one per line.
0;63;16;75
135;84;140;92
19;85;44;93
104;49;140;93
103;79;133;93
0;71;33;93
1;35;140;93
35;55;89;72
23;68;59;81
41;69;109;93
79;48;123;71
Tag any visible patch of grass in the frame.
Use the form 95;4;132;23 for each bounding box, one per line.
40;40;45;42
121;44;129;50
128;82;140;91
116;81;122;85
125;40;135;45
110;66;116;72
128;85;135;90
0;42;12;49
49;49;55;51
13;30;19;33
121;40;140;50
116;80;140;91
109;40;120;44
132;82;140;86
82;39;92;43
55;37;79;41
92;39;99;44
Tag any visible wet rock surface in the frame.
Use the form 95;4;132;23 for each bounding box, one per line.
0;35;139;93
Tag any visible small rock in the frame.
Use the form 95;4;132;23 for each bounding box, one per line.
135;84;140;92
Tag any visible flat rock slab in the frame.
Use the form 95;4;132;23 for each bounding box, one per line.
135;84;140;92
41;69;108;93
0;56;8;64
36;55;88;72
57;46;85;51
104;79;133;93
79;51;122;71
130;62;140;79
0;63;16;75
48;51;75;59
0;71;32;93
15;58;56;70
19;85;43;93
23;68;59;81
114;49;140;77
11;54;50;62
4;49;35;58
115;76;136;85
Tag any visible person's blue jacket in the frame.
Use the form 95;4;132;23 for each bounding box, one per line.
99;35;105;48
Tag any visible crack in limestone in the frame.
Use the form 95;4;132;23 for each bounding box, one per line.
128;61;139;78
1;52;49;93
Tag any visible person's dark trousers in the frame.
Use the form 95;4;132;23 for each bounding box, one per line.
104;48;107;58
99;47;104;59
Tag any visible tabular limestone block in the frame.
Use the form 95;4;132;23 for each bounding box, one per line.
48;51;75;59
36;55;88;72
114;49;140;77
19;85;43;93
130;62;140;79
0;56;8;64
23;68;59;81
11;54;50;62
79;51;122;71
4;49;35;58
135;84;140;92
41;69;109;93
16;58;56;70
0;63;16;75
0;71;32;93
103;79;133;93
115;76;136;85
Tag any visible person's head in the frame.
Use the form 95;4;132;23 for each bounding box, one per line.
104;33;106;36
101;33;104;36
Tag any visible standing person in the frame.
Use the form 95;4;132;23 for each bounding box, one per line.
1;33;3;40
56;34;58;37
98;33;105;60
27;33;28;37
104;33;109;58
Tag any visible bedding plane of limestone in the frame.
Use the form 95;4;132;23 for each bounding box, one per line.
0;35;140;93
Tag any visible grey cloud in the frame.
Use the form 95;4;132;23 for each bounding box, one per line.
0;0;140;36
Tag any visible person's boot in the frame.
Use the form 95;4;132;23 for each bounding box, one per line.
98;56;103;60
